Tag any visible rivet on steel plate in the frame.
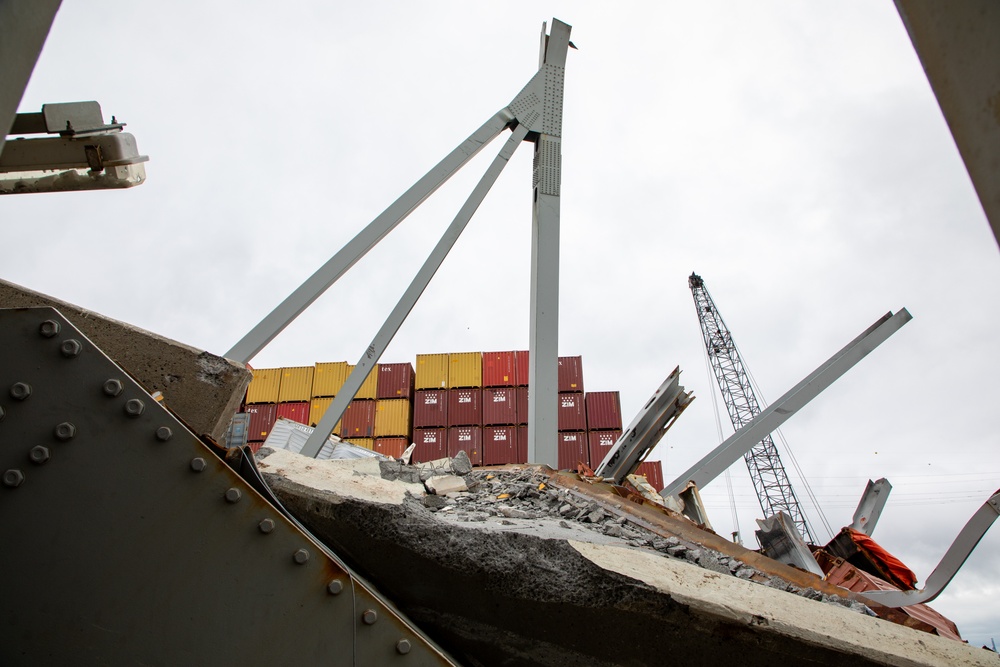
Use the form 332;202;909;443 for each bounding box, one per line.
124;399;145;417
396;639;412;655
327;579;344;595
54;422;76;441
293;548;310;565
10;383;31;401
60;339;82;358
0;405;5;422
225;487;242;503
155;426;173;442
258;518;275;534
102;379;124;397
3;469;25;488
39;320;61;337
190;457;206;472
29;446;50;464
362;609;378;625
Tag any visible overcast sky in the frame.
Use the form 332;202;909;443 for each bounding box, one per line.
5;1;998;647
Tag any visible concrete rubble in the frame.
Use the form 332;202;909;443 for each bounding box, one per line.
256;448;998;667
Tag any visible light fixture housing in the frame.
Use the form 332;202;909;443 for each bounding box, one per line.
1;101;148;194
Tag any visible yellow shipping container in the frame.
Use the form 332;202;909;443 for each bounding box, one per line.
246;368;281;404
312;361;349;397
449;352;483;388
415;353;449;389
277;366;315;402
345;437;374;450
346;364;379;400
374;399;412;437
308;397;343;431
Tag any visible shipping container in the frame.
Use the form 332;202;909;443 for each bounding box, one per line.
248;441;264;454
413;389;448;428
448;352;482;388
482;351;516;387
374;437;409;459
245;403;277;441
277;366;315;403
374;398;412;437
376;362;415;399
482;387;517;425
307;397;344;432
514;350;529;386
515;426;528;464
448;388;482;426
483;426;517;465
345;437;374;450
558;356;584;393
346;364;379;400
340;399;376;439
312;361;349;397
245;368;281;404
516;386;528;425
415;353;449;389
224;413;251;449
585;391;622;431
448;426;482;466
557;392;587;431
588;429;623;470
557;431;589;470
636;460;664;492
412;428;447;463
276;401;310;425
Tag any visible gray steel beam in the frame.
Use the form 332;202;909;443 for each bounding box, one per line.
895;1;1000;250
756;512;825;578
301;125;529;458
662;309;912;498
862;490;1000;608
527;19;571;467
850;477;892;537
226;110;514;364
0;1;62;158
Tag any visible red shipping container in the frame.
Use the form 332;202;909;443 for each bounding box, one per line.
515;426;528;464
588;429;623;469
585;391;622;431
413;389;448;428
516;386;529;425
374;437;409;459
245;403;277;441
636;460;664;492
447;388;482;426
448;426;482;466
377;362;415;399
514;350;529;386
482;387;517;426
558;355;584;393
412;428;447;464
482;426;517;465
248;441;264;454
557;431;589;470
482;351;516;387
340;399;376;438
557;392;587;431
275;401;309;425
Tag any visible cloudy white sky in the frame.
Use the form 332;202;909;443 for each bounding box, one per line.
5;1;998;648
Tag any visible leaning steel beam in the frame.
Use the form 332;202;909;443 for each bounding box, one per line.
894;1;1000;250
301;125;529;458
861;490;1000;608
0;307;455;665
225;109;514;363
0;1;62;157
850;477;892;537
662;309;912;498
594;367;693;484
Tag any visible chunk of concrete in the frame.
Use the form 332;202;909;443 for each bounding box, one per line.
425;475;468;496
0;279;250;441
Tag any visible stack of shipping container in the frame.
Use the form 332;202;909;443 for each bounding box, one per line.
239;350;664;491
